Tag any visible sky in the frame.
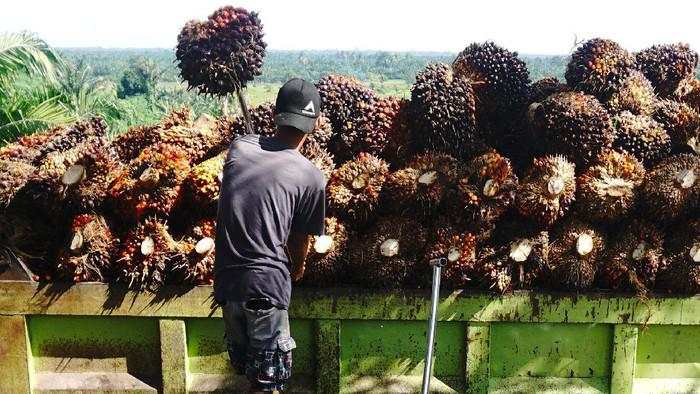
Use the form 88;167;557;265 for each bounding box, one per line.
2;1;700;55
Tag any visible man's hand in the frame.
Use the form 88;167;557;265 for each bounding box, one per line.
286;232;311;282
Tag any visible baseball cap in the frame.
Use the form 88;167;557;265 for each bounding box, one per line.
274;78;321;133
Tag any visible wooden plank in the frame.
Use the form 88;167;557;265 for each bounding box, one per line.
0;315;31;393
316;319;340;393
610;324;638;394
159;319;188;393
466;323;490;394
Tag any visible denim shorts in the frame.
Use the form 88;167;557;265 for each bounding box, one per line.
223;298;296;392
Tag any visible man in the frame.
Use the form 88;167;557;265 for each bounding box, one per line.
214;78;326;393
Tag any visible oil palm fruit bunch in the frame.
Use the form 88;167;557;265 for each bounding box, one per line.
636;43;698;97
182;151;226;211
452;41;530;118
549;219;606;291
315;74;377;161
425;225;476;288
174;217;217;286
305;115;333;151
361;96;406;160
605;71;657;116
348;216;427;288
529;91;615;167
176;6;266;95
455;151;518;226
157;114;222;164
639;153;700;222
109;143;191;221
577;150;645;222
375;98;413;167
303;217;350;286
503;230;549;290
383;152;459;216
55;214;115;283
651;100;700;154
0;125;67;163
472;247;513;293
599;220;665;294
0;212;62;280
679;78;700;112
111;124;160;162
657;220;700;294
300;140;335;181
527;77;570;104
115;217;184;291
410;63;481;160
64;143;122;214
564;38;636;100
33;117;108;164
516;155;576;227
0;160;35;209
327;153;389;221
612;111;672;165
223;102;276;138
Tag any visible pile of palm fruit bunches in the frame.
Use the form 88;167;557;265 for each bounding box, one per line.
2;39;700;295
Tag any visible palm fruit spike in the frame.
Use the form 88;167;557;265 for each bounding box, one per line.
472;247;513;293
509;231;549;289
530;91;615;167
381;98;415;167
64;142;122;214
639;153;700;222
159;116;222;164
176;6;266;95
455;151;518;226
183;151;226;210
111;124;160;162
605;71;657;116
383;152;458;215
549;220;606;291
315;75;377;161
327;152;389;221
409;63;482;160
424;226;476;288
1;126;62;163
303;217;350;287
115;217;182;291
577;150;645;222
360;96;405;159
55;214;115;283
527;77;570;104
636;43;699;97
516;155;576;227
679;78;700;112
651;100;700;155
600;220;665;294
612;112;672;165
174;218;217;286
32;118;107;164
109;143;191;221
657;220;700;294
0;160;35;209
564;38;636;100
300;140;335;182
306;115;333;151
347;216;427;288
452;42;530;113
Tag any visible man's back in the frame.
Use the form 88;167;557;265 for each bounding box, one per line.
214;134;325;309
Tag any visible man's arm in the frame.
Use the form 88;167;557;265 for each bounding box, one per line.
286;232;312;282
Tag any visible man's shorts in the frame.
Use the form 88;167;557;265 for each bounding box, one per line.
223;298;296;392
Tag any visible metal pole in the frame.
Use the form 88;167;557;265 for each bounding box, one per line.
421;258;445;394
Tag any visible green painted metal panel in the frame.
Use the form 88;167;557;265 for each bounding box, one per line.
466;323;490;394
160;319;188;393
0;315;31;393
610;324;638;394
27;315;161;390
339;320;465;391
488;376;609;393
635;325;700;378
316;319;341;393
490;323;613;379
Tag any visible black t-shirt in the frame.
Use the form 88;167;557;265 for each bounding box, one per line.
214;134;326;309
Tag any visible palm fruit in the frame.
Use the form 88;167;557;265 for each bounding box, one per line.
111;124;160;162
530;91;615;167
0;126;62;163
32;118;107;164
452;41;531;117
222;102;276;138
504;230;549;290
348;216;427;288
303;217;350;286
55;214;115;283
115;217;183;291
600;220;665;294
306;115;333;151
657;220;700;294
380;98;415;167
182;151;226;211
153;111;223;164
472;247;513;293
0;160;35;209
383;152;458;215
424;226;476;288
612;112;672;165
516;155;576;227
639;153;700;222
409;63;481;160
577;150;645;222
636;43;699;97
361;96;405;159
527;77;570;104
679;78;700;112
64;143;122;214
109;143;191;221
549;220;606;291
651;100;700;154
300;140;335;181
174;218;217;286
176;6;266;95
564;38;636;100
455;151;518;226
605;71;656;116
327;153;389;221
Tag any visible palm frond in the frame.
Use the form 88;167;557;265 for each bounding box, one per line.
0;32;62;82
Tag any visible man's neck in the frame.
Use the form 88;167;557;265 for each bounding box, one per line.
273;127;306;150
